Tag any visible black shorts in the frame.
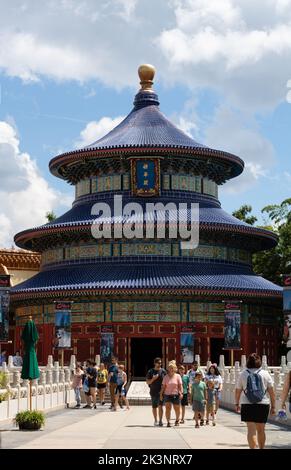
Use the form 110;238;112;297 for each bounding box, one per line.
97;383;106;389
151;395;164;408
164;395;181;405
241;404;270;423
181;393;188;407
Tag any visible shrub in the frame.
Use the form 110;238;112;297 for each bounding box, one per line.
0;371;8;388
15;410;45;430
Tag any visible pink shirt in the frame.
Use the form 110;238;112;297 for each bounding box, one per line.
162;373;182;395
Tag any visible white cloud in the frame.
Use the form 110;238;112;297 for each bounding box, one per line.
75;116;125;148
0;121;72;247
0;1;291;110
203;105;276;193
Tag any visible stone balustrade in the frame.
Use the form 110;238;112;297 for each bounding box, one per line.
0;355;76;421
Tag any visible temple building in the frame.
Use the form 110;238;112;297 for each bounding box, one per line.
10;65;282;370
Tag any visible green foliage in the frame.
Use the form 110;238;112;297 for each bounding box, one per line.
45;211;57;223
0;371;9;388
233;201;291;284
15;410;45;430
232;204;258;226
0;392;8;403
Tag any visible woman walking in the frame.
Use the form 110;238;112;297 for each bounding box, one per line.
115;364;130;410
235;353;276;449
97;363;108;405
71;363;84;408
205;364;223;414
160;360;183;427
86;360;97;409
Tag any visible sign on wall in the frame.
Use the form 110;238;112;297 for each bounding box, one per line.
0;275;10;342
131;159;160;196
100;332;114;364
224;301;241;350
180;330;194;364
54;301;72;349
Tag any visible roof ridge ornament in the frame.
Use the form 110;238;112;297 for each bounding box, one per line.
138;64;156;92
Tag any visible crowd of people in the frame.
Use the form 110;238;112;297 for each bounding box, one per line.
71;357;130;411
146;358;223;428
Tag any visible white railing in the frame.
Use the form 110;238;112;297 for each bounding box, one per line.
0;355;78;421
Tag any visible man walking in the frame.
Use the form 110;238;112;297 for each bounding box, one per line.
108;357;119;410
146;357;167;426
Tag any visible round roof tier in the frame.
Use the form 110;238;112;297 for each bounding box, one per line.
14;198;278;252
49;65;244;183
10;262;282;301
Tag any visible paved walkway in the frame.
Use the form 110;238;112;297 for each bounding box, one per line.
0;406;290;449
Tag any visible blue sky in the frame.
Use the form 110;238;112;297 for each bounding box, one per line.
0;0;291;246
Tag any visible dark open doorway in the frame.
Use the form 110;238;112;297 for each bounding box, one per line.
210;338;230;366
131;337;163;378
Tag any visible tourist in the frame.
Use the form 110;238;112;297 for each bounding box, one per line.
187;360;205;387
191;371;207;428
97;363;108;405
280;369;291;412
108;357;119;410
71;363;84;408
178;365;189;424
205;364;223;414
160;360;183;427
146;357;167;427
13;351;23;367
235;353;276;449
205;379;216;426
83;360;97;409
115;364;130;410
0;349;7;366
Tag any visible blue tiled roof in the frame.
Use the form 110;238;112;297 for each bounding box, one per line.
86;101;206;150
11;262;282;295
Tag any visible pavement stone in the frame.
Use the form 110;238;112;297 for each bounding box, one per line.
0;405;290;449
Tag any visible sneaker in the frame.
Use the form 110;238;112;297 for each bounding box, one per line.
102;401;105;406
159;421;163;427
175;420;179;426
195;424;200;428
167;422;171;427
74;404;81;408
206;420;209;425
200;420;204;426
212;422;216;426
93;404;97;409
154;421;159;426
180;419;184;424
82;405;91;409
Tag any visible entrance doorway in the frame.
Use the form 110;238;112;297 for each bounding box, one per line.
131;337;163;378
210;338;230;366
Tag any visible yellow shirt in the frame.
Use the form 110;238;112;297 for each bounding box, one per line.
97;368;108;384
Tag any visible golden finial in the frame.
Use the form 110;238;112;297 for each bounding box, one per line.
138;64;155;91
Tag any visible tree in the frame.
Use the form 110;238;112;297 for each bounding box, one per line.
45;211;57;223
232;202;291;284
232;205;257;225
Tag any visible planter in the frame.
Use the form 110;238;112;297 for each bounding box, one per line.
15;410;45;431
18;422;42;431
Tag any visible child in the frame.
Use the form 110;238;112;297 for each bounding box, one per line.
115;364;130;410
71;364;84;408
206;379;216;426
178;365;189;424
191;372;207;428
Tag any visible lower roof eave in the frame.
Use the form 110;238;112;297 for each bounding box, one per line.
10;286;282;302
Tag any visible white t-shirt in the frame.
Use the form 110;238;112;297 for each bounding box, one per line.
236;368;273;405
205;374;223;390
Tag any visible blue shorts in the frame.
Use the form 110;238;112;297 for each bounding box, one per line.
115;384;127;396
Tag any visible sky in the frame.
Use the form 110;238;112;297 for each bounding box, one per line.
0;0;291;247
